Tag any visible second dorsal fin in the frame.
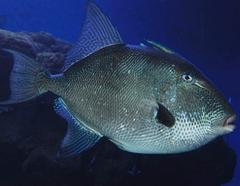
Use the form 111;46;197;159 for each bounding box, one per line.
64;2;124;71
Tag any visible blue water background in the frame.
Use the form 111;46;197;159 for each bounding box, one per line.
0;0;239;185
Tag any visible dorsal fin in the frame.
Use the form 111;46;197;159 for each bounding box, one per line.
141;40;175;54
64;2;124;71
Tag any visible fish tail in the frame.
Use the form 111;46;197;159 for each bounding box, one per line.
0;49;47;105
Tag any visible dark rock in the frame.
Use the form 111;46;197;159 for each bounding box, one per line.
0;29;71;71
25;31;56;46
0;49;13;101
36;52;65;73
0;29;37;57
51;40;72;53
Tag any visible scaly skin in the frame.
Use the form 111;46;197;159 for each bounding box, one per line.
38;44;235;154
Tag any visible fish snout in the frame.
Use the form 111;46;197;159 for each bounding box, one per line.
222;114;237;132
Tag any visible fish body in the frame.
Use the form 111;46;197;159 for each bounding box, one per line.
41;45;182;154
38;43;235;154
0;3;236;157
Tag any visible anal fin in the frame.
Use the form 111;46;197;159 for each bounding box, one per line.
54;98;102;158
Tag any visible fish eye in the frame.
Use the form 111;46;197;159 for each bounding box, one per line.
182;74;193;82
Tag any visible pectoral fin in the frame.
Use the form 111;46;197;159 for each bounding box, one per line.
155;103;175;128
54;98;102;158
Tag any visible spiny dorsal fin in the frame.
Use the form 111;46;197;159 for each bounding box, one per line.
144;40;175;54
64;2;123;72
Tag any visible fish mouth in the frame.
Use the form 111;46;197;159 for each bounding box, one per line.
222;114;237;132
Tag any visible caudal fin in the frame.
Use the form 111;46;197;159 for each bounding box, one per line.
0;49;45;105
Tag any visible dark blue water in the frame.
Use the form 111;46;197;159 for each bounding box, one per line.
0;0;239;185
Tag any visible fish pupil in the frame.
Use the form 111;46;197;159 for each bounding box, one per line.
185;76;190;80
183;74;192;81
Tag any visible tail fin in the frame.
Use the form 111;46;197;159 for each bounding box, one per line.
0;49;45;105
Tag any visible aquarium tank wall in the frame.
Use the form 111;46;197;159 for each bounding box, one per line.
0;0;239;186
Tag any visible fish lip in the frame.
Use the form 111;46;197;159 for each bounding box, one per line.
222;114;237;132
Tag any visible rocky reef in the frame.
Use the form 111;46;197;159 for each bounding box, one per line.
0;29;236;186
0;29;71;73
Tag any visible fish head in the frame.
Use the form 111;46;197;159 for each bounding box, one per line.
152;55;237;152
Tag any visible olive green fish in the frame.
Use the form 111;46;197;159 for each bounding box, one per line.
0;3;236;157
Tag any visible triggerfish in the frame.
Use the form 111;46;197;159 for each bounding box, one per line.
0;2;236;157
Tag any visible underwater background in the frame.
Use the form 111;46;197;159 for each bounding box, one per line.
0;0;239;186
